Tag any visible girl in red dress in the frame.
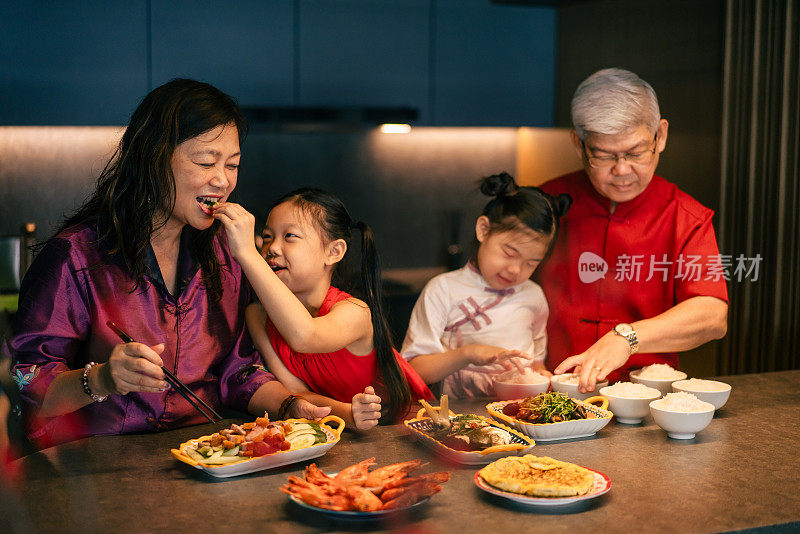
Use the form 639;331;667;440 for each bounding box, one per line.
214;189;431;431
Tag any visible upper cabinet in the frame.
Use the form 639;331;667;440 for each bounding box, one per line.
1;1;555;127
433;0;555;126
150;0;294;107
0;2;149;125
297;0;431;122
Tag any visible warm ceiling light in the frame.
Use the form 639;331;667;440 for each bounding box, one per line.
380;123;411;134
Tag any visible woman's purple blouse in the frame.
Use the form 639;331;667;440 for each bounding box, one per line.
8;224;275;446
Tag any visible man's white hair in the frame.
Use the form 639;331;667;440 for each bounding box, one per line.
571;68;661;140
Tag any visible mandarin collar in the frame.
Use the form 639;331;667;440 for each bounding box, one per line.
464;261;491;287
579;170;663;220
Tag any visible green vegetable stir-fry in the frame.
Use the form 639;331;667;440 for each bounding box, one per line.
503;392;591;424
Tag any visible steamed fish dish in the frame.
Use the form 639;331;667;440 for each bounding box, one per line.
426;414;512;451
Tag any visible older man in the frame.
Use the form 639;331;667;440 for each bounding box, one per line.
538;68;728;391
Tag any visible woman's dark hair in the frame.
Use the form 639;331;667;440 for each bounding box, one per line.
57;78;246;301
479;172;572;252
270;188;413;424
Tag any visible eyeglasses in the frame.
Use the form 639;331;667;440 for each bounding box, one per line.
581;133;658;169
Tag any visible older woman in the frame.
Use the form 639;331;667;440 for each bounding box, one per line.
7;79;328;449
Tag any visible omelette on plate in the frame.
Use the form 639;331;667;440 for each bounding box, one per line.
478;455;594;497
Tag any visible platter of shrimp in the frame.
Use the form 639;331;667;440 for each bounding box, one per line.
281;458;450;519
170;414;345;478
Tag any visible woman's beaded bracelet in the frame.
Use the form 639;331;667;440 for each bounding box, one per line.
277;394;300;420
82;362;108;403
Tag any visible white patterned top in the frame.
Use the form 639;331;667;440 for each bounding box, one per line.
401;263;549;398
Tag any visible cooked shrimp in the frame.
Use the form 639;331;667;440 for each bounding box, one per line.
346;485;383;512
364;459;423;488
381;482;443;510
281;477;350;511
381;471;451;493
334;457;376;486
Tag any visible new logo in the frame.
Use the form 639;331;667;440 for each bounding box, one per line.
578;252;608;283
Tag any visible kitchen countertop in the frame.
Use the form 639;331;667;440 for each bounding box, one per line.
2;370;799;533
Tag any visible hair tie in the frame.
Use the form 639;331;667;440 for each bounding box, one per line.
350;220;361;230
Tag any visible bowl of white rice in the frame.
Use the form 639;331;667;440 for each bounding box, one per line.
671;378;731;410
493;369;550;400
649;392;715;439
550;373;609;401
630;364;688;396
599;382;662;424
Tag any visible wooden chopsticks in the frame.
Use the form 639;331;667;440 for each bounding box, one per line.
106;321;222;423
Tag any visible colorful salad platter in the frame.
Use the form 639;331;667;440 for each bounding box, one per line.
404;397;535;465
282;458;450;520
170;414;345;478
486;392;613;442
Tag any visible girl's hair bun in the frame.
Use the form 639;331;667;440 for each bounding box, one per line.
480;172;519;198
553;193;573;219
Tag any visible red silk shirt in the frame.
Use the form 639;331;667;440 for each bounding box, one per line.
537;171;729;381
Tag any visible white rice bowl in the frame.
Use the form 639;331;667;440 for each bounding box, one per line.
671;379;732;410
630;365;688;396
600;382;661;424
649;392;715;439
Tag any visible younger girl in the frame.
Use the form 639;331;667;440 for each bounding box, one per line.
401;172;571;398
214;189;431;431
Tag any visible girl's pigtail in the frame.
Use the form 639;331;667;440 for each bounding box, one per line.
354;221;413;423
551;193;573;219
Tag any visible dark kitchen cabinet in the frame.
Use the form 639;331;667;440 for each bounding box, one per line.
297;0;431;122
0;2;149;125
433;0;555;126
150;0;295;107
0;1;556;127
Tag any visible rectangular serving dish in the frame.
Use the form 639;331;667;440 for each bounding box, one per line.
170;415;345;478
404;410;535;465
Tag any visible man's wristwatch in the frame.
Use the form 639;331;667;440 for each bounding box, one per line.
613;323;639;355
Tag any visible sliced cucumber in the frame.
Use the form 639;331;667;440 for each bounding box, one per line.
289;434;317;449
202;455;245;465
286;428;316;441
207;449;224;462
183;447;205;462
197;445;212;456
221;445;240;456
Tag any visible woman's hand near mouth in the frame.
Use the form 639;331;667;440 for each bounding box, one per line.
213;203;261;262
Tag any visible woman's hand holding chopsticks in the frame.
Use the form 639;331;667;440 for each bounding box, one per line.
93;342;170;396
